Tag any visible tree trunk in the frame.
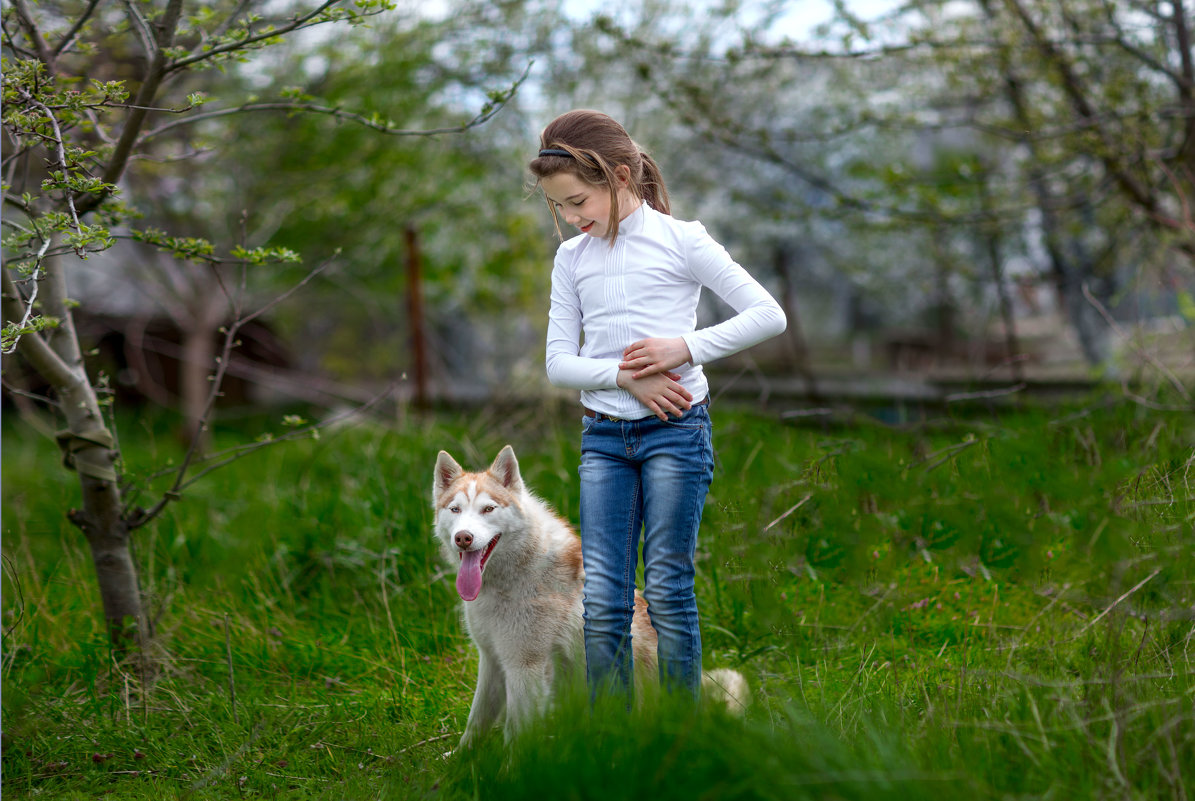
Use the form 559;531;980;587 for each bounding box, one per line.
4;262;149;653
53;371;149;652
773;243;821;399
71;479;149;650
979;0;1114;373
1057;265;1116;370
979;179;1025;384
57;367;150;653
406;224;430;408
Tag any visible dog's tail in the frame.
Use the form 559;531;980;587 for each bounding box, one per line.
701;668;751;714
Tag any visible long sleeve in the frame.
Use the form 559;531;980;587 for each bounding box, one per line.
545;249;622;391
680;222;787;366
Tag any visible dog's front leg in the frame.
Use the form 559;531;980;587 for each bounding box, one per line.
502;663;551;742
459;650;505;749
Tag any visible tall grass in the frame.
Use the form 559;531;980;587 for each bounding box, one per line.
2;397;1192;799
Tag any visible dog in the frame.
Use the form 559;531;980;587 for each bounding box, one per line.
432;444;749;748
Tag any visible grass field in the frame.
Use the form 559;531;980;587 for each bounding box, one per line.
2;395;1192;799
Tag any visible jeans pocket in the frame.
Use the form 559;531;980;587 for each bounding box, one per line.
663;404;709;431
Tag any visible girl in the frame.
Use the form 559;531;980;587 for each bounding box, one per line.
529;109;786;700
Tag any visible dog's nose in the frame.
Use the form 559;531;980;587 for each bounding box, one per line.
455;531;473;549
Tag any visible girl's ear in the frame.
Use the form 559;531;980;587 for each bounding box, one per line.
613;164;632;188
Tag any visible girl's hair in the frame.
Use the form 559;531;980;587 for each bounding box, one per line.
528;109;670;242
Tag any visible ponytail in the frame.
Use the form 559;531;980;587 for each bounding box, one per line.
637;149;670;216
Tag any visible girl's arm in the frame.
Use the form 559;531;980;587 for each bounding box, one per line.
621;223;786;378
544;256;622;390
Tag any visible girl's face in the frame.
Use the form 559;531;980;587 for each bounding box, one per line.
541;169;639;239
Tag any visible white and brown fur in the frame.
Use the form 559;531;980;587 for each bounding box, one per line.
433;445;748;748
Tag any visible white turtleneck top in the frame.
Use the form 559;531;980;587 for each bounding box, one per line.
546;203;787;420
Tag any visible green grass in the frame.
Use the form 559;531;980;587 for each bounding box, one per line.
2;397;1192;799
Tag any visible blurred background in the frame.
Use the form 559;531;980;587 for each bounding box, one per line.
3;5;1192;795
6;0;1193;425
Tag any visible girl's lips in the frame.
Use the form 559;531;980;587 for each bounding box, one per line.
580;222;594;233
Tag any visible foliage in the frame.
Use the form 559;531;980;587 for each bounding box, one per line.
207;3;554;383
585;0;1195;366
1;0;527;647
2;400;1191;799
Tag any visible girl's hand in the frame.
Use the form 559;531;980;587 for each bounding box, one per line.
620;337;693;379
617;369;693;421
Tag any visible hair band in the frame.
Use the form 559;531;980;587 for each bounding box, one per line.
538;148;574;158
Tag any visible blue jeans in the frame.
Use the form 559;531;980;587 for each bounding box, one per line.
578;402;714;701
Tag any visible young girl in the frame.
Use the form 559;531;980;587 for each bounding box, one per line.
529;109;786;701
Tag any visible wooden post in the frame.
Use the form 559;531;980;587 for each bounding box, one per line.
405;224;430;407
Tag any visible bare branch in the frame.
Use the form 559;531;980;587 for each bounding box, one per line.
1081;281;1191;401
1000;0;1158;214
125;255;337;528
164;0;344;73
119;0;156;59
77;0;186;218
1094;0;1194;91
140;62;533;143
209;0;257;41
53;0;103;60
1;269;76;388
1;235;52;355
1171;0;1195;172
6;0;54;69
127;382;395;529
1;17;40;61
240;256;333;328
15;87;86;247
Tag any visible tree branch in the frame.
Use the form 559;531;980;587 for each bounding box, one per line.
126;383;395;529
209;0;256;41
140;62;532;143
118;0;157;60
1;232;51;355
16;87;87;246
1081;281;1191;401
1171;0;1195;172
125;256;337;528
1000;0;1158;215
164;0;344;73
77;0;186;218
53;0;103;61
6;0;54;69
1096;0;1193;93
2;269;76;388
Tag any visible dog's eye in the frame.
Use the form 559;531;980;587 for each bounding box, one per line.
482;505;496;514
449;506;461;514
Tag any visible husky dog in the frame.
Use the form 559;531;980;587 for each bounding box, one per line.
432;445;748;748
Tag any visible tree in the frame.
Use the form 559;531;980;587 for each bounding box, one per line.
1;0;521;651
211;3;553;402
591;0;1195;372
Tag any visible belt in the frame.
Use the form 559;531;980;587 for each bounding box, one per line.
583;396;708;422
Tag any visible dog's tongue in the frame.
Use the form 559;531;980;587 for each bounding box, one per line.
456;550;484;601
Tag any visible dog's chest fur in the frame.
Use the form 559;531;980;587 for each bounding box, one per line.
459;495;585;663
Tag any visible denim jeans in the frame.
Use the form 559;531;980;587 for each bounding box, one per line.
578;402;714;701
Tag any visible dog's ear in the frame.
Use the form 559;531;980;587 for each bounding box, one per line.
434;451;464;498
489;445;523;492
